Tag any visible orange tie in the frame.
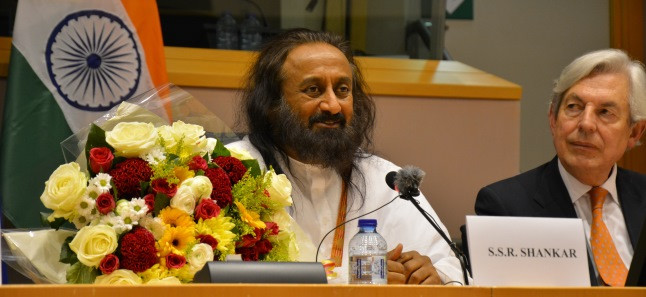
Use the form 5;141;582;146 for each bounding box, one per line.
589;187;628;287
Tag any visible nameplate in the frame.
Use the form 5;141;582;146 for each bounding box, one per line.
466;215;590;286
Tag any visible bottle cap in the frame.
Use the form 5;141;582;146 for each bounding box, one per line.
358;219;377;227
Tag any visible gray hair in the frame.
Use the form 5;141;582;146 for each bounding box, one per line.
550;49;646;123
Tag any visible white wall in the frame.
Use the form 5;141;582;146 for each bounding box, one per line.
444;0;609;175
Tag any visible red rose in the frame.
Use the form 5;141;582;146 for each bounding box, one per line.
99;254;119;274
96;193;115;214
195;198;221;221
255;239;273;254
151;178;177;197
197;234;219;250
143;193;155;214
188;155;208;171
265;222;279;236
89;147;114;174
166;253;186;269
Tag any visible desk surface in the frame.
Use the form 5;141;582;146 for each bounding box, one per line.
0;37;521;100
0;284;644;297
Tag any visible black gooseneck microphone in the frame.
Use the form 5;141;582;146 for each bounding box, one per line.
386;166;470;285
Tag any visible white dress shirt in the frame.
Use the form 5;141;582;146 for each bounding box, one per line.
558;159;633;268
228;137;465;284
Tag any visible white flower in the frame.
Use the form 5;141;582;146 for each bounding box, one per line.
171;185;197;215
265;170;293;207
187;243;214;274
142;146;166;166
94;269;142;285
129;198;149;220
69;225;118;267
228;146;254;160
203;137;218;160
140;215;166;240
75;195;96;217
40;162;87;221
72;214;91;229
181;176;212;201
100;213;129;235
86;184;103;199
90;173;112;193
105;122;158;158
171;121;207;153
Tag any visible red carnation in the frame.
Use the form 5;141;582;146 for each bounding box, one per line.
109;158;153;199
204;167;233;208
188;155;208;171
238;228;263;248
195;198;221;221
119;227;158;272
99;254;119;274
143;193;155;214
96;193;115;214
214;156;247;185
255;239;273;254
89;147;114;174
151;178;177;197
236;247;259;261
197;234;219;250
166;253;186;269
265;222;279;236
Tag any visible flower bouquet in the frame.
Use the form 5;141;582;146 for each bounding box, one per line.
2;84;301;284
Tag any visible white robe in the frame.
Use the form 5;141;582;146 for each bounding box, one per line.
227;138;464;284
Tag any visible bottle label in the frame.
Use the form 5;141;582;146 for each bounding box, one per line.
349;255;387;284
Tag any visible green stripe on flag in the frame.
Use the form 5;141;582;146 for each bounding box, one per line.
1;45;73;228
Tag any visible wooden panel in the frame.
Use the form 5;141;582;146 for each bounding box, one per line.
493;287;646;297
610;0;646;174
0;37;521;101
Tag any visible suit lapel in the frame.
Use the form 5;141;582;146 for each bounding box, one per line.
616;169;646;249
532;157;578;218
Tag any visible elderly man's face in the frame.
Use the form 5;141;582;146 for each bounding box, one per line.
549;72;646;185
280;42;354;131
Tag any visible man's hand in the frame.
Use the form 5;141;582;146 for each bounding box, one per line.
387;243;441;285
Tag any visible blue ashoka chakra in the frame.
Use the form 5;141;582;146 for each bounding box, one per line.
46;10;142;111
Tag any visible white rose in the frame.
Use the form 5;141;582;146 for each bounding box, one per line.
228;146;254;160
202;137;218;158
145;276;182;285
94;269;142;285
140;216;166;240
269;208;293;231
187;243;214;274
171;121;207;153
69;225;118;267
170;185;196;215
106;122;158;157
156;125;177;151
40;162;87;221
265;171;293;207
181;176;212;200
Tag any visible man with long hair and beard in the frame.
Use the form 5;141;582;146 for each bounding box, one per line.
229;28;464;285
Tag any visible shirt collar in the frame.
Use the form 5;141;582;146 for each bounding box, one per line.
557;158;619;204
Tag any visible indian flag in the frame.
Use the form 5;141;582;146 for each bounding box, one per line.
0;0;168;227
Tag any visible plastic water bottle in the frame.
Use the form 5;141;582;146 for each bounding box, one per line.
240;14;262;51
348;219;387;284
215;12;238;49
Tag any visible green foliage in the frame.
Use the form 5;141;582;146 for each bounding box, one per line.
59;235;78;264
153;192;171;215
211;140;231;158
40;212;66;230
66;262;99;284
241;159;261;178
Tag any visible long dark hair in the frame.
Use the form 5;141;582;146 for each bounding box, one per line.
239;28;376;209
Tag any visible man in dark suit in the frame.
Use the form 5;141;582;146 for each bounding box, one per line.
475;49;646;287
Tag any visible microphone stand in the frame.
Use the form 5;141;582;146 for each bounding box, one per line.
400;191;470;285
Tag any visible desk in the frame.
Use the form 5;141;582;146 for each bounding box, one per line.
0;284;644;297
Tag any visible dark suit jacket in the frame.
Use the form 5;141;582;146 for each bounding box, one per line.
475;156;646;248
473;157;646;284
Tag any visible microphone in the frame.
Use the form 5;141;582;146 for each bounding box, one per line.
386;166;470;285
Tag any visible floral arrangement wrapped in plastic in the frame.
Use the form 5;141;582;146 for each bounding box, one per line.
14;84;301;284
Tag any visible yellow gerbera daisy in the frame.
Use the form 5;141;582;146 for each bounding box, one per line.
196;213;237;255
234;201;266;229
174;166;195;184
159;207;195;229
157;226;196;257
